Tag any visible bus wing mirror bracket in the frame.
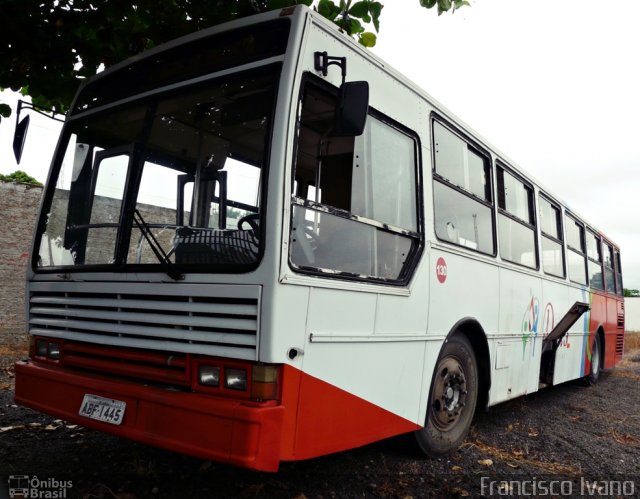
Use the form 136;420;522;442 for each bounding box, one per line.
314;52;369;137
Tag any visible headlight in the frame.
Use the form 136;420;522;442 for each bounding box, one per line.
225;368;247;390
47;342;61;359
36;339;48;357
198;366;220;387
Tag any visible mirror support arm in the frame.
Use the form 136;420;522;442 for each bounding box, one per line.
15;99;66;124
314;52;347;86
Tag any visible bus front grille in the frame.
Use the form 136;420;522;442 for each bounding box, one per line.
62;341;190;386
28;281;261;361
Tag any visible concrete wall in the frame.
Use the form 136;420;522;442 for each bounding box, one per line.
625;297;640;332
1;180;177;346
0;181;42;345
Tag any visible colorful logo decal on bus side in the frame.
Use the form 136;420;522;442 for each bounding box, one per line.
521;299;568;358
542;303;555;341
521;297;539;357
435;257;447;283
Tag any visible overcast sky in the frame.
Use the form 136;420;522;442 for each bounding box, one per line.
371;0;640;289
1;0;638;288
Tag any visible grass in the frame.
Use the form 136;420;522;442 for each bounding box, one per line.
0;342;29;369
465;438;581;475
625;331;640;353
0;343;28;358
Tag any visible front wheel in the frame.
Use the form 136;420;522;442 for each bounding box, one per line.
415;334;478;456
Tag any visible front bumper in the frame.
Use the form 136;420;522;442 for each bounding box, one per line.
14;360;284;471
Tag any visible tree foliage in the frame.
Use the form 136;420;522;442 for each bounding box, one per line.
0;170;43;186
624;289;640;298
0;0;467;120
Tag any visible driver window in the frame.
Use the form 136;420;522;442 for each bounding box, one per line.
290;79;421;282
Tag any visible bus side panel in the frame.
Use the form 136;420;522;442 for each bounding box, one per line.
491;267;542;405
426;250;498;399
551;286;589;385
585;292;607;376
280;286;428;460
288;353;423;460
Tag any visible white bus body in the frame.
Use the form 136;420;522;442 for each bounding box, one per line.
15;6;624;471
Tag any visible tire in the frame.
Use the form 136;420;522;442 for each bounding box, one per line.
415;334;478;456
585;334;602;385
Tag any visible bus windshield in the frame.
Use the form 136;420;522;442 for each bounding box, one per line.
35;65;280;272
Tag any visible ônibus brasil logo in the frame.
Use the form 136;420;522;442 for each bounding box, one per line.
8;475;72;498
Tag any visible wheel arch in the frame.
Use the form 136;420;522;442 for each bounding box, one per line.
444;318;492;411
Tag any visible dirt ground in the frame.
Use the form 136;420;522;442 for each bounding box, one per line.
1;339;639;499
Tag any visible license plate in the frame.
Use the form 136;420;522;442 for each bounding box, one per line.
79;394;126;425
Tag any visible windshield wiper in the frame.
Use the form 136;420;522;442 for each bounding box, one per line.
132;209;184;281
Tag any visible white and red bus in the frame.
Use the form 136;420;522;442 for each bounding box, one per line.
15;6;624;471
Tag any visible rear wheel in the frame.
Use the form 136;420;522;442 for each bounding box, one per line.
415;334;478;456
585;334;602;385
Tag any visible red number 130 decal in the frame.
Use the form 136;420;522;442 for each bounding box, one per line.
436;257;447;283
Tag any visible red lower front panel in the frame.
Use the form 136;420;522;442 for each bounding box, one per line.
15;359;421;470
14;361;284;471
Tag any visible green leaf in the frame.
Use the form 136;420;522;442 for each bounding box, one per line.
346;17;365;35
0;103;11;121
318;0;339;19
349;1;369;18
452;0;470;11
358;31;376;47
266;0;310;9
369;2;382;31
420;0;438;8
437;0;452;14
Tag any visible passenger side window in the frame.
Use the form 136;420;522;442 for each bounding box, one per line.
497;166;537;269
539;195;565;278
432;121;494;255
615;251;623;296
603;242;616;294
289;81;421;282
565;214;587;285
586;230;604;291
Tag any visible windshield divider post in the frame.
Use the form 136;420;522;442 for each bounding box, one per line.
132;209;184;281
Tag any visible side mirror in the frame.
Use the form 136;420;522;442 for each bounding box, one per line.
13;115;30;164
332;81;369;137
11;99;65;164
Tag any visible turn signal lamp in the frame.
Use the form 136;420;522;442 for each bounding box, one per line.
251;365;278;401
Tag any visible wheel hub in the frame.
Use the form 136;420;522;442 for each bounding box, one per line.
431;356;468;431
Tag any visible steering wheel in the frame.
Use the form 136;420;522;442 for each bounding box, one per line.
238;213;260;234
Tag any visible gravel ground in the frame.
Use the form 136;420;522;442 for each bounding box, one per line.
1;344;639;499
